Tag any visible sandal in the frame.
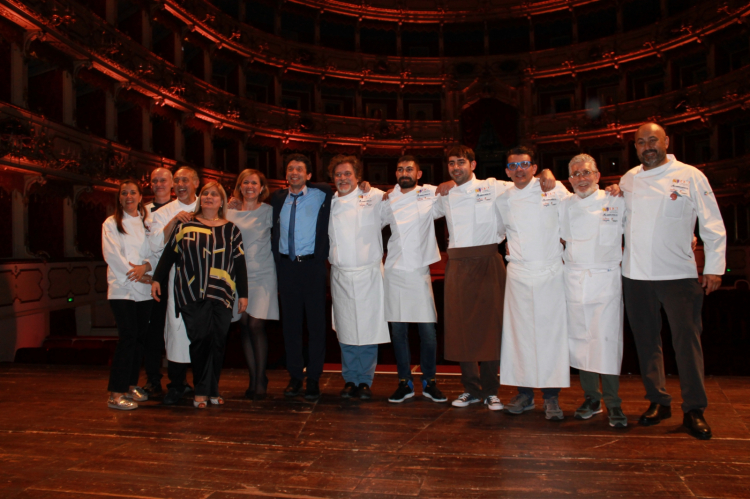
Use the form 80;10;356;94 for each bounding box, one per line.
210;396;224;405
193;398;207;409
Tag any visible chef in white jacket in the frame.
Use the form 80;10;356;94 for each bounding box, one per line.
147;166;200;405
560;154;627;428
382;155;447;404
621;123;726;440
496;146;571;421
328;155;390;400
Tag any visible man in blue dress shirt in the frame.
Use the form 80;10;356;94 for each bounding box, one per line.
271;154;332;401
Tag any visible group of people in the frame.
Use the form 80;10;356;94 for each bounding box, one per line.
102;121;726;441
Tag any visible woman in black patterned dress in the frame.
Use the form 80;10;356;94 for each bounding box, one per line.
152;181;248;408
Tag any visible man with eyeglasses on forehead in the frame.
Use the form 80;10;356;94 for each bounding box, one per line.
560;154;627;428
496;146;572;420
433;145;557;410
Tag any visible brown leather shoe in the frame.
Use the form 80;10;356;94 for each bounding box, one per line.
638;403;671;426
683;410;712;440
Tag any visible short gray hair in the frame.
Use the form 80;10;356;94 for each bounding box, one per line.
568;154;598;176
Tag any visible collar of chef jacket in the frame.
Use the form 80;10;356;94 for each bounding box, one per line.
633;154;675;178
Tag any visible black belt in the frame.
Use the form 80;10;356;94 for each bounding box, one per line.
281;254;314;262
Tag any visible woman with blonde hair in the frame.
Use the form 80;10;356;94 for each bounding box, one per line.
152;181;248;408
227;169;279;399
102;179;155;410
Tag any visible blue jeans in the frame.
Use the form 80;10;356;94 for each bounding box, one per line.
390;322;437;382
518;387;561;400
340;343;378;386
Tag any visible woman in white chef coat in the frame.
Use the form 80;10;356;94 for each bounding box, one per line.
227;169;279;400
102;179;155;410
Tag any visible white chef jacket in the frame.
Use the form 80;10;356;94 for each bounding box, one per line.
620;155;726;280
433;175;511;248
496;178;571;388
382;184;441;323
561;189;625;375
102;213;154;301
147;198;198;363
328;187;390;346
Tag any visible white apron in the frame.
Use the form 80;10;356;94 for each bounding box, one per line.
331;261;391;346
165;266;191;363
384;266;437;323
500;260;570;388
564;264;623;375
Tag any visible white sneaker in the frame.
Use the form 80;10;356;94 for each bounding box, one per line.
484;396;504;411
451;392;481;407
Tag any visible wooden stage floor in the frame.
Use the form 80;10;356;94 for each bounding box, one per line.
1;365;749;498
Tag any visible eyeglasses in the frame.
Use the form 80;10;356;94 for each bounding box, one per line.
569;170;598;179
507;161;533;170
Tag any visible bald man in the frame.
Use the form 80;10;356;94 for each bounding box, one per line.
142;168;174;395
621;123;726;439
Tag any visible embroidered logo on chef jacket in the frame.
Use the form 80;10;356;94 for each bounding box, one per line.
358;194;374;208
541;191;559;206
670;178;690;195
601;206;620;223
474;186;492;203
416;188;433;201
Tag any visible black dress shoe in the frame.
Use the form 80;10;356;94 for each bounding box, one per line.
284;378;303;397
340;382;357;398
638;403;671;426
162;387;182;405
358;383;372;400
143;382;163;396
683;410;712;440
304;379;321;401
183;383;194;395
253;393;268;401
245;388;255;399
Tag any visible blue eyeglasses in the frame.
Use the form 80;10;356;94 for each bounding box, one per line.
507;161;533;171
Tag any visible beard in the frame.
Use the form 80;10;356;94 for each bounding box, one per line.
640;149;666;167
398;177;417;189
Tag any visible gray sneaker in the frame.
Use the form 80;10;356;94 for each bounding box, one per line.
544;396;565;421
574;397;603;420
608;406;628;428
505;393;535;414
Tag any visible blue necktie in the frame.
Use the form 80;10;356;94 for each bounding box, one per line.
288;192;302;259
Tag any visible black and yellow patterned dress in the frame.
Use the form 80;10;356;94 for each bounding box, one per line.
154;220;248;398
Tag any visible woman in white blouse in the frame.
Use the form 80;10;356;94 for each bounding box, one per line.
101;179;155;410
227;169;279;399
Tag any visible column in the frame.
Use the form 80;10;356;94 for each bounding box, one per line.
10;42;27;108
575;79;583;111
275;147;283;179
483;22;489;56
664;60;674;92
397;92;404;120
571;11;579;44
274;2;281;36
710;125;719;162
238;140;247;171
616;3;623;33
355;20;361;53
314;14;320;45
173;32;183;68
63;196;84;258
11;190;34;258
618;70;627;103
706;43;716;79
313;83;322;113
62;71;75;126
203;130;213;169
142;106;152;152
396;25;402;57
174;122;184;161
272;74;281;106
660;0;669;18
203;49;213;83
355;88;362;117
105;90;117;140
528;17;535;51
237;66;246;98
238;0;247;22
438;23;444;57
141;10;152;50
106;0;116;25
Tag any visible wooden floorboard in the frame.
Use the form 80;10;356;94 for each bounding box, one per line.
1;365;749;498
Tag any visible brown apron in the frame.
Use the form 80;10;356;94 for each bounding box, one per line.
444;244;506;362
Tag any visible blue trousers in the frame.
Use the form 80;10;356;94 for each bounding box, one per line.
340;343;378;386
390;322;437;382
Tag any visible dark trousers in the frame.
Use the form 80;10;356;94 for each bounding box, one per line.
108;299;153;393
579;371;622;408
518;387;561;400
180;299;233;397
277;258;327;381
622;277;707;413
167;361;189;392
391;322;437;382
460;360;500;399
143;284;168;385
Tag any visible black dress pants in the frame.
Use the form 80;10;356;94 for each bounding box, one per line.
460;360;500;399
143;283;168;385
277;258;327;381
180;299;233;397
622;277;708;413
108;299;153;393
